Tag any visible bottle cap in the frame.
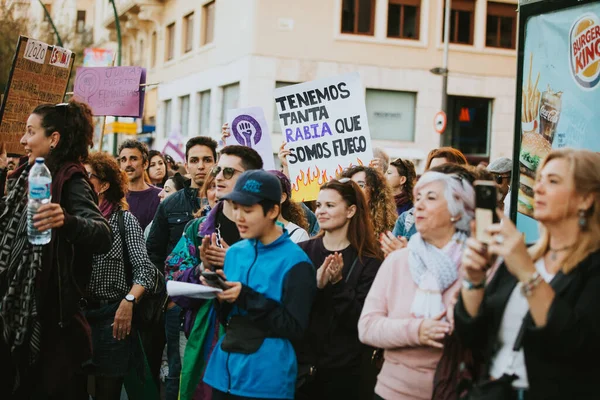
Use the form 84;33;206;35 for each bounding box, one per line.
35;157;44;163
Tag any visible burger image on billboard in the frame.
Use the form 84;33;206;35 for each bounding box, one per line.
569;13;600;90
518;131;551;217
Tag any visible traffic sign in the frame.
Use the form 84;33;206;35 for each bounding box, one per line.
105;122;138;135
434;111;447;134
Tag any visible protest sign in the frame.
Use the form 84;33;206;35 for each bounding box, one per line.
0;36;74;156
274;72;374;201
225;106;275;170
73;66;146;118
83;48;115;67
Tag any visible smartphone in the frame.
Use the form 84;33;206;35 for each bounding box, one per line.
201;271;230;290
474;181;499;244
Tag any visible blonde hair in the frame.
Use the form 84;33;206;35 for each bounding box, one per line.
529;149;600;273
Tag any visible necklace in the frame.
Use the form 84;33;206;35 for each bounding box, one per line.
548;244;575;261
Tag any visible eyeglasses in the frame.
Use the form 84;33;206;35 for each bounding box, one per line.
87;171;101;180
493;174;511;185
210;166;242;180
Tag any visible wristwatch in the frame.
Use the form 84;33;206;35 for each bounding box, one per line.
462;278;485;290
125;294;136;303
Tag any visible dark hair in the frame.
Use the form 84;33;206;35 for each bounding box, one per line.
147;150;168;185
429;163;476;185
258;199;281;223
318;179;383;262
169;172;187;191
268;170;309;232
390;158;417;203
220;145;263;171
465;165;495;182
86;152;129;210
32;100;94;172
118;139;150;164
425;147;468;171
186;136;218;161
341;166;397;236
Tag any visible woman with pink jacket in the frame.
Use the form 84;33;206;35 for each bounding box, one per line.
358;172;475;399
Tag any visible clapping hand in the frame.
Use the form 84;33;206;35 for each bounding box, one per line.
199;233;229;270
380;231;408;257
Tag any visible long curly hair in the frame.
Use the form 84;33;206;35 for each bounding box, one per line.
268;170;309;232
86;152;129;211
32;100;94;174
341;166;397;236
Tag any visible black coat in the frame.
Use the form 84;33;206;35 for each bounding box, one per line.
454;249;600;400
146;182;200;271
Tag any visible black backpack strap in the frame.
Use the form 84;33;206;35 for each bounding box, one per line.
118;210;133;286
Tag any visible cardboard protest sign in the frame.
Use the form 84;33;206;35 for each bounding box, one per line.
73;66;146;118
274;72;374;201
0;36;74;156
225;107;275;170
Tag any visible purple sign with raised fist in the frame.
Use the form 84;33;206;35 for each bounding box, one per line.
225;106;275;170
231;114;263;148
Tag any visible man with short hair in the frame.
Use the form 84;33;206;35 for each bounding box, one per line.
118;139;162;230
165;145;264;400
202;170;316;400
147;136;218;270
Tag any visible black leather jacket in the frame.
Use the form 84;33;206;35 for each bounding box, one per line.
146;181;200;271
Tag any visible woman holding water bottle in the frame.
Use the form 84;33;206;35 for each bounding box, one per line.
0;100;112;400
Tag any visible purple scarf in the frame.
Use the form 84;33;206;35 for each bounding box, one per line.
99;199;117;219
199;200;224;237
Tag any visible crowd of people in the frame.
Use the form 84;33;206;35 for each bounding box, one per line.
1;99;600;400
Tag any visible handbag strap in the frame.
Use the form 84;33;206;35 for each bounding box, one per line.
118;210;133;286
345;257;359;283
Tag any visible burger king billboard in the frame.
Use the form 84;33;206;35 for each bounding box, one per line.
514;0;600;243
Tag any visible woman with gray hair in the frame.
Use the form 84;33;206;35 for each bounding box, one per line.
358;172;475;400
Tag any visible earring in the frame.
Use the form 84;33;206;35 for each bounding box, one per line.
450;216;458;223
49;145;55;151
579;209;588;230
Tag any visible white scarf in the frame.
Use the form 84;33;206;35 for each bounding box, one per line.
408;232;467;319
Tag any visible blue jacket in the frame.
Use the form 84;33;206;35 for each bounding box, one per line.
392;207;417;239
203;231;316;399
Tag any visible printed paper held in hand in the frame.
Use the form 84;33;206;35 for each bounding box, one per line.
167;281;222;299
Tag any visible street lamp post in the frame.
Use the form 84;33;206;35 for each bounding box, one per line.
108;0;122;155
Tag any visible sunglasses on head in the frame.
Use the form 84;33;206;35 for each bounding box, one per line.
210;166;241;180
87;171;101;180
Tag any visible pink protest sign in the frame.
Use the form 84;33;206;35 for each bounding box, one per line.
73;66;146;117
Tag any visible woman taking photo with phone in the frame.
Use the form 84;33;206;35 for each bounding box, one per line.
0;101;112;399
296;178;383;400
455;149;600;399
358;171;475;400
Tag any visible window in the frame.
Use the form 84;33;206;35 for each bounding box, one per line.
365;89;416;141
184;12;194;53
76;10;86;33
166;23;175;61
221;83;240;125
198;90;211;137
442;96;491;156
43;4;52;23
341;0;376;35
163;99;172;137
180;95;190;136
442;0;475;45
486;2;517;49
272;82;298;133
202;1;215;45
151;31;157;67
387;0;420;39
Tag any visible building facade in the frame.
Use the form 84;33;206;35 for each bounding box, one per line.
95;0;518;166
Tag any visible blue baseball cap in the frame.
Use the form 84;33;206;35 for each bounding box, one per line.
221;170;282;206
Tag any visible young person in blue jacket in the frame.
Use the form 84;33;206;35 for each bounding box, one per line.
201;170;317;400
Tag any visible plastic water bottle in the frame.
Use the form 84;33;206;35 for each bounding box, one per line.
28;157;52;245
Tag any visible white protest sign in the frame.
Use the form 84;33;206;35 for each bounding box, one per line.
49;46;72;68
274;72;373;201
23;39;49;64
226;106;275;170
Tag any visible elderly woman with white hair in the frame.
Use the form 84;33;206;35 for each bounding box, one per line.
358;172;475;400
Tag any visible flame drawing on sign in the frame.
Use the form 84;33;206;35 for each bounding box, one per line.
291;158;364;201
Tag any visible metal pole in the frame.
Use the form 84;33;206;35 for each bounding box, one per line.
37;0;63;47
108;0;122;155
441;0;451;114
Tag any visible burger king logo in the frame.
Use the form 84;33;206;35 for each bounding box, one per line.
570;13;600;90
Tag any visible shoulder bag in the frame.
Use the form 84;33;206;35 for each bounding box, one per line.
119;210;168;329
